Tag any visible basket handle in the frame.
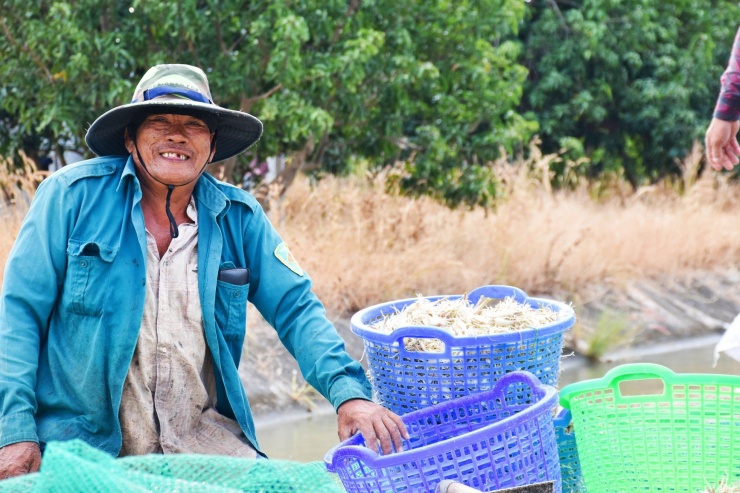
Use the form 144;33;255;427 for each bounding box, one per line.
467;285;528;304
392;325;459;358
561;363;675;408
494;370;545;399
324;436;381;471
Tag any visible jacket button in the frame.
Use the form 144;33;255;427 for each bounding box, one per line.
233;291;240;298
80;260;88;268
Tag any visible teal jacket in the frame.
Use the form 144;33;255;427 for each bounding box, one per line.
0;155;371;456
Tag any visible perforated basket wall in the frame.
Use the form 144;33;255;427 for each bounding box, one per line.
351;285;575;415
553;408;585;493
560;364;740;493
0;439;345;493
325;371;562;493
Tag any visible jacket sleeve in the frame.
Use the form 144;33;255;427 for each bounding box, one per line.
0;177;73;448
245;205;372;411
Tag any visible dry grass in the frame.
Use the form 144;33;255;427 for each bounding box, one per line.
274;141;740;313
3;141;740;318
0;153;45;284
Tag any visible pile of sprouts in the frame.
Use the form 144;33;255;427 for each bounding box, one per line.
370;294;563;352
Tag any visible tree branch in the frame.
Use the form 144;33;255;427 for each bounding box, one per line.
331;0;361;43
228;31;249;53
213;12;228;55
547;0;570;32
239;84;283;112
0;17;54;83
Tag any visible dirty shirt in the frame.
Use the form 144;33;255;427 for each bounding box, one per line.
0;155;372;456
118;198;257;458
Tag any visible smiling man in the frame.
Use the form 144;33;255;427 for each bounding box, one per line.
0;64;406;478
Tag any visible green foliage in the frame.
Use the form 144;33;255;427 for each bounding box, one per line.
320;0;535;208
520;0;739;187
0;0;531;207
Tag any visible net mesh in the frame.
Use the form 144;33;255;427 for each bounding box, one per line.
0;440;346;493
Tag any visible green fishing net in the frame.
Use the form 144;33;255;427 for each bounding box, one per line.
0;439;345;493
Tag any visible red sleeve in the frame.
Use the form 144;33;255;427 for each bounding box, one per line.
714;26;740;121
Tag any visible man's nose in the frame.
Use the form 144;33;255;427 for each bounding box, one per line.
164;124;188;142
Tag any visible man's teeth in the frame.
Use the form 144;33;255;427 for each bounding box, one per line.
161;152;188;160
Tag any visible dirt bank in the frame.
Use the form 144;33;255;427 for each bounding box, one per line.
242;267;740;417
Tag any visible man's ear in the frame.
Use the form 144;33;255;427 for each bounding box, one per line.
209;133;217;163
123;128;135;155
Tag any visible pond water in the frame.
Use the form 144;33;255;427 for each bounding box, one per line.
254;335;740;463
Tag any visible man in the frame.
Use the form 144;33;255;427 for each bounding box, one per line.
0;64;406;478
706;26;740;171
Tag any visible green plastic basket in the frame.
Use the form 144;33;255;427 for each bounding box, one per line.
560;363;740;493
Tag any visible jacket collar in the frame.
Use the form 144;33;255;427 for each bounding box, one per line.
116;154;252;216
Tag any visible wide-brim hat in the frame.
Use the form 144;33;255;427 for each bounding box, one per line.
85;64;263;163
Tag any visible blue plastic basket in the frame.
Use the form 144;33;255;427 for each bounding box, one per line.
553;408;585;493
325;371;561;493
351;285;575;415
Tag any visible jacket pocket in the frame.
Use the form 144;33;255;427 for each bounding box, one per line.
214;280;249;342
65;238;118;317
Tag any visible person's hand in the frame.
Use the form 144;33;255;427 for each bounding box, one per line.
337;399;409;455
0;442;41;480
705;117;740;170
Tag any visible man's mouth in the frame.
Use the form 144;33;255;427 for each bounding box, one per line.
160;152;189;161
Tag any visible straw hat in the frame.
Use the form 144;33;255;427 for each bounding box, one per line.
85;64;263;163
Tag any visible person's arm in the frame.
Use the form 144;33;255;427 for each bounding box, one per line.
245;204;407;453
0;177;71;477
707;26;740;170
0;443;41;479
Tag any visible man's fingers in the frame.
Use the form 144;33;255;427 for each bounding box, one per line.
381;413;406;452
731;136;740;156
707;144;724;170
372;419;394;455
2;466;27;479
30;454;41;473
723;144;740;166
337;421;354;442
358;423;380;452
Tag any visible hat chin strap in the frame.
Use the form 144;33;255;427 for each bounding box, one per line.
132;132;217;239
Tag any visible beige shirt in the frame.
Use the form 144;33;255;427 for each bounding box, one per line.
118;198;257;458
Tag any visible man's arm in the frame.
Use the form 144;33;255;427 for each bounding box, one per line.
707;26;740;170
0;177;71;476
244;205;407;454
0;442;41;479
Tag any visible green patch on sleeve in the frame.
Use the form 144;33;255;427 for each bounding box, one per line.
274;242;304;276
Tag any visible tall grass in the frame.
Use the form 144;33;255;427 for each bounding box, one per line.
0;153;45;284
2;143;740;318
272;142;740;314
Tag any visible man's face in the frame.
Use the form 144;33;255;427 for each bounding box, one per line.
124;113;215;186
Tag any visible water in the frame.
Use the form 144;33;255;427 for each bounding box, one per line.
254;335;740;463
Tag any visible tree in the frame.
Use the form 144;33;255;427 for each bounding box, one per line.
520;0;738;187
0;0;532;207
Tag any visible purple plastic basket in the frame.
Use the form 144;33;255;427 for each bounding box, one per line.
351;285;575;415
325;371;561;493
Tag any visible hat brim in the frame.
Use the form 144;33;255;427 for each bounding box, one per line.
85;100;263;163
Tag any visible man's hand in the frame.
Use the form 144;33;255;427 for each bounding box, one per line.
0;442;41;480
337;399;409;455
705;117;740;171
